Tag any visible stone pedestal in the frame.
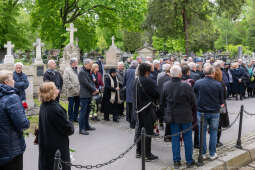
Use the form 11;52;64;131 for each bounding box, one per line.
32;64;45;97
25;75;35;109
4;55;14;64
60;43;80;73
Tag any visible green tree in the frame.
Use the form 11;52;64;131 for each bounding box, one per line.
144;0;246;54
31;0;147;51
123;31;142;53
247;9;255;51
0;0;30;51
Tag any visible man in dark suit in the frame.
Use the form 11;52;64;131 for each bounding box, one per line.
78;59;98;135
43;60;63;102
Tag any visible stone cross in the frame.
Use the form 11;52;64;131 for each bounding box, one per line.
33;38;44;59
112;36;115;46
4;41;14;56
66;23;77;45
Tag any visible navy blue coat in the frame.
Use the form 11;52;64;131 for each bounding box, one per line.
194;77;224;113
13;71;29;101
123;66;136;103
0;84;30;165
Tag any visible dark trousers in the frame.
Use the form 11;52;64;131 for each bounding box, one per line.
164;122;171;137
79;98;91;131
68;96;80;121
194;129;199;147
126;102;135;128
104;112;118;121
0;154;23;170
136;112;154;156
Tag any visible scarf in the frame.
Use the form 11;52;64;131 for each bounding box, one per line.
109;74;122;104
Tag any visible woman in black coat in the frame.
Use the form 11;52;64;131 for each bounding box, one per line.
101;68;123;122
38;82;74;170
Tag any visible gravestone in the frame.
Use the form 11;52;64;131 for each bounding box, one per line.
60;23;80;72
4;41;15;64
136;42;156;58
25;75;35;110
33;38;44;65
238;46;243;59
32;38;46;96
105;36;122;69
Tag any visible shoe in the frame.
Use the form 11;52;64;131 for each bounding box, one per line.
209;153;218;160
145;154;159;162
174;161;181;169
216;142;223;148
87;127;96;131
202;154;207;160
79;130;89;135
186;160;196;168
104;118;110;121
194;145;200;149
136;153;141;158
74;119;79;123
113;119;119;123
164;137;171;142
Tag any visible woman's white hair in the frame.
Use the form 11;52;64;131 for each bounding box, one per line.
170;65;182;78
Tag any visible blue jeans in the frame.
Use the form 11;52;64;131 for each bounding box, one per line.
171;123;193;164
197;112;220;156
68;96;80;121
79;98;91;131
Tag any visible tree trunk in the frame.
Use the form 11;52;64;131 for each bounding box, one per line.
182;2;189;55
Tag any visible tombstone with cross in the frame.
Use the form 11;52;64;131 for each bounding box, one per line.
66;23;77;45
61;23;80;73
33;38;44;64
4;41;15;64
105;35;122;70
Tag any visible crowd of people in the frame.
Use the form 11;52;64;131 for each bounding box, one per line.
0;55;255;169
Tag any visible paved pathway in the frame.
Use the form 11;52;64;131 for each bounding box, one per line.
24;98;255;170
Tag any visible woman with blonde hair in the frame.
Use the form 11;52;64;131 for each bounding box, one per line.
38;82;74;170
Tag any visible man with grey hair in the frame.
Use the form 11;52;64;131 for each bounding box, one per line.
157;64;171;83
13;62;29;101
43;59;63;102
194;64;224;160
161;65;196;168
150;60;160;81
63;58;80;122
124;60;138;128
78;59;98;135
188;62;200;81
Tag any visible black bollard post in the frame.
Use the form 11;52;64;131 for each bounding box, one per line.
53;149;61;170
197;113;204;166
141;128;146;170
236;105;244;149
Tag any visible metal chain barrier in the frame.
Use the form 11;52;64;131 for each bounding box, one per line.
243;109;255;116
56;136;141;169
221;111;241;131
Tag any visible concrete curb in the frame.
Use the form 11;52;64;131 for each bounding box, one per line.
197;144;255;170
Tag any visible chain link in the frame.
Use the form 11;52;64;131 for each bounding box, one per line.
59;136;141;169
221;111;240;131
244;109;255;116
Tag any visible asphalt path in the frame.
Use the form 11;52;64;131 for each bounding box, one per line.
23;97;255;170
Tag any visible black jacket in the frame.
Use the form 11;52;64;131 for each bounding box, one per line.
157;74;171;95
43;69;63;90
78;67;96;98
38;101;74;170
194;77;224;113
190;70;201;81
161;78;196;124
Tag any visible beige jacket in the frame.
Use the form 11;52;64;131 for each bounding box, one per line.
63;66;80;97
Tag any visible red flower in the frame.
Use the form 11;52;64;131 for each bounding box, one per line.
22;102;28;109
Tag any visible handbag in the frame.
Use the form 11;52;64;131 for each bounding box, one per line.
120;87;126;100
